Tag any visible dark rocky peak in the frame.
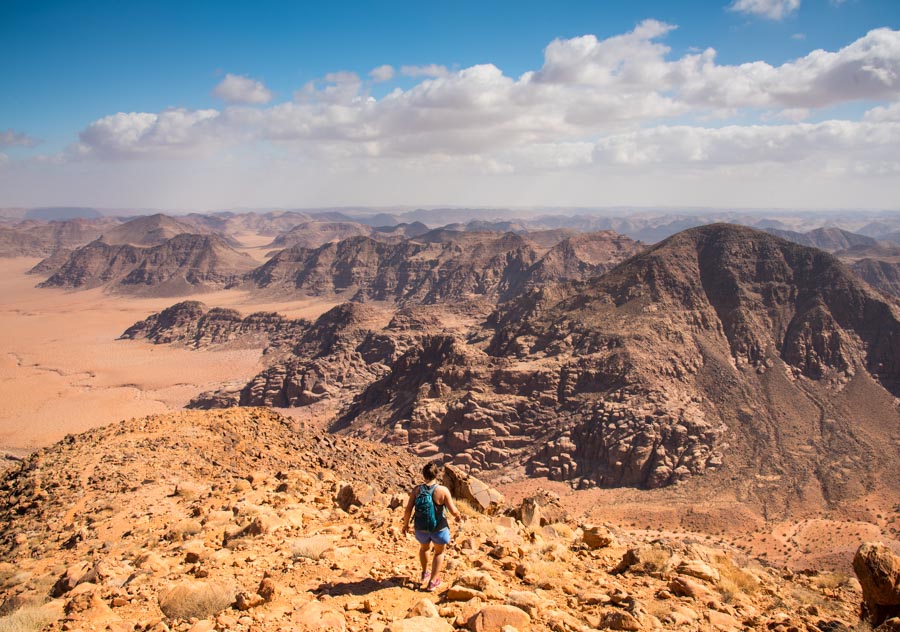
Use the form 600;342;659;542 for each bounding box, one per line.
120;300;309;350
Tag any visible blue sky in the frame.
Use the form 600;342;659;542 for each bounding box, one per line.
1;0;899;209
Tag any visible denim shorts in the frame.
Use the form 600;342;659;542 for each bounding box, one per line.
414;527;451;545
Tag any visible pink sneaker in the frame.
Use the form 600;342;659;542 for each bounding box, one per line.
426;577;441;592
420;571;430;585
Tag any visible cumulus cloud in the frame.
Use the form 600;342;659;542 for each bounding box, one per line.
864;102;900;122
65;21;900;183
369;64;395;82
0;129;39;148
213;73;273;104
728;0;801;20
593;120;900;170
74;108;222;158
400;64;449;78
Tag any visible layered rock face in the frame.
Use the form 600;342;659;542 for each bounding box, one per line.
0;218;118;258
267;221;374;249
120;300;309;350
851;258;900;299
98;213;210;247
250;231;642;306
765;227;878;252
123;225;900;506
40;234;257;295
335;225;900;500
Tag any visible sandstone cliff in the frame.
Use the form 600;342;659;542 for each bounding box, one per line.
39;234;258;295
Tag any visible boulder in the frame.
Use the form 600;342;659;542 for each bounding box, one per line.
582;525;615;549
468;604;531;632
292;600;346;631
336;482;376;511
667;575;716;602
599;610;641;631
676;559;720;583
387;616;454;632
158;580;236;620
407;599;440;618
854;542;900;626
443;465;504;514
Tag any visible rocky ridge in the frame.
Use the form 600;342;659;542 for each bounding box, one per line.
0;218;120;258
335;225;900;502
120;225;900;515
40;234;258;295
0;408;877;632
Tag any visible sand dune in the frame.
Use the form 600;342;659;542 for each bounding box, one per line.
0;258;338;454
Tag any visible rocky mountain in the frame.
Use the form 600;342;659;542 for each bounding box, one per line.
851;258;900;299
250;233;543;305
251;231;641;306
182;210;311;236
335;224;900;511
0;406;880;632
39;233;257;295
118;224;899;519
765;227;878;252
120;300;310;350
98;213;212;247
0;218;120;258
267;221;375;249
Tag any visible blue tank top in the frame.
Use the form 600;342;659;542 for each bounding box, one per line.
422;484;449;532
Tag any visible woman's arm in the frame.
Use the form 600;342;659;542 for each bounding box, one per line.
439;487;462;520
401;489;416;532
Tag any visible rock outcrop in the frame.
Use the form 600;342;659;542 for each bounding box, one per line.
334;225;900;505
851;258;900;299
250;231;640;306
120;300;309;350
39;233;257;295
0;218;118;258
854;542;900;627
0;411;868;632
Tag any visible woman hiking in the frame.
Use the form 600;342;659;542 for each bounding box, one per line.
402;461;463;591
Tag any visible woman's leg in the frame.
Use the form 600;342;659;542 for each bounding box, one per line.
430;543;445;582
418;542;431;576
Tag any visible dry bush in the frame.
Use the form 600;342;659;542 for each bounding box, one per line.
291;536;334;561
456;498;481;519
630;547;672;574
0;605;59;632
714;554;761;602
158;580;235;620
544;523;575;540
809;571;850;591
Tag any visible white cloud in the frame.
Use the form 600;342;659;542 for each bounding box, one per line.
400;64;449;78
54;22;900;202
74;109;222;158
0;129;38;148
864;102;900;122
213;73;273;104
593;121;900;173
369;64;395;82
728;0;801;20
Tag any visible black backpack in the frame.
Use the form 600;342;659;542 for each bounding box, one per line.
413;484;438;531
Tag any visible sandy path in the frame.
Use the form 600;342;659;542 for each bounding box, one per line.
0;258;337;455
